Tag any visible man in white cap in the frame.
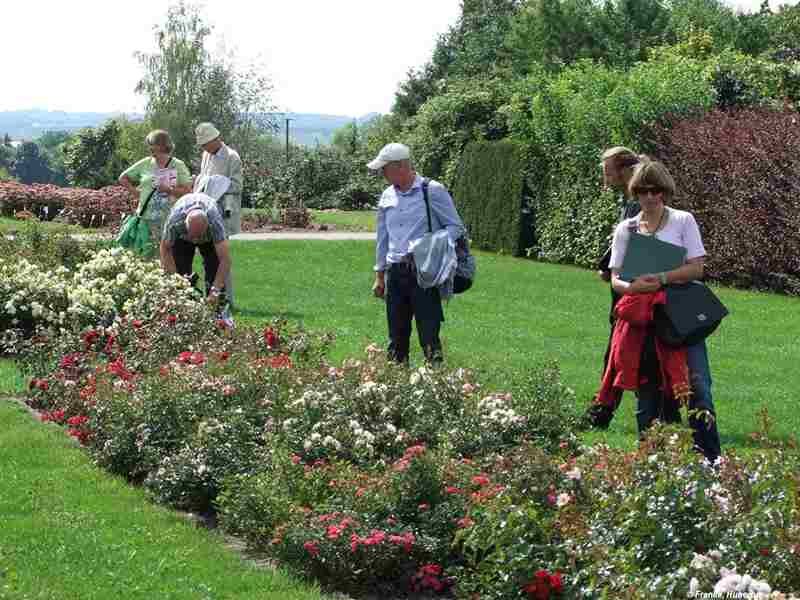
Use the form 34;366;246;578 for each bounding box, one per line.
160;193;232;317
369;143;465;364
195;122;242;307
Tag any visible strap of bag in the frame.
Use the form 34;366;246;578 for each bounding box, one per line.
137;157;173;217
421;178;433;234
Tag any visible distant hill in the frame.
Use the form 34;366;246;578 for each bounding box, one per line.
277;112;381;147
0;109;380;146
0;109;145;140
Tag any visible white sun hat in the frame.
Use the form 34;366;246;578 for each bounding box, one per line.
196;122;221;146
366;143;411;171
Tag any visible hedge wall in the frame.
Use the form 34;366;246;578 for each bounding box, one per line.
452;140;526;255
650;108;800;294
0;182;134;227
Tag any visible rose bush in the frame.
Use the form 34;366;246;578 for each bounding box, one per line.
0;181;134;227
14;244;800;598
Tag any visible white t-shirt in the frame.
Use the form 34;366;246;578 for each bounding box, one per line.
609;207;706;271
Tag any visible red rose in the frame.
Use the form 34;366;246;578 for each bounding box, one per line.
549;572;563;593
268;354;292;369
264;327;278;349
472;474;491;487
303;541;319;557
457;517;474;529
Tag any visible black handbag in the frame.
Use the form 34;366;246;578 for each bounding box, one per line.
654;282;729;347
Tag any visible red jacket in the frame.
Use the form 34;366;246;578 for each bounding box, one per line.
595;291;691;408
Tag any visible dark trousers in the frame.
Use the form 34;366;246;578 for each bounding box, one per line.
386;263;444;364
172;238;221;295
637;340;721;462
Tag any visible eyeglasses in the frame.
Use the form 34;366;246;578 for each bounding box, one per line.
632;186;664;196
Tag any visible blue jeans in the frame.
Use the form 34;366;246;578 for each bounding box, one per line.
637;340;721;462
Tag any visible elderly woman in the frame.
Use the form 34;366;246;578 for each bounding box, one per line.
606;161;721;462
118;129;192;251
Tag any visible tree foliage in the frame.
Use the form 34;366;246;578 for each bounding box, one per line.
135;1;276;163
63;121;126;189
36;131;73;186
12;142;53;185
392;0;520;119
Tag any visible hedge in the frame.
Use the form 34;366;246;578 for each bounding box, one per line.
0;182;135;227
452;140;526;255
649;108;800;294
503;56;715;268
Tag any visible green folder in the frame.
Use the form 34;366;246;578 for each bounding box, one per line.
619;233;687;282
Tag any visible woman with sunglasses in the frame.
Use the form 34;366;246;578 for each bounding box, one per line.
606;161;721;463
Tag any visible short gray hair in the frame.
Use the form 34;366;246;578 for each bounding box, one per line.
145;129;174;154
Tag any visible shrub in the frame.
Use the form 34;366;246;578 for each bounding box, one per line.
0;248;201;352
144;410;264;512
0;181;134;227
649;108;800;293
452;140;527;255
505;56;714;267
405;76;512;189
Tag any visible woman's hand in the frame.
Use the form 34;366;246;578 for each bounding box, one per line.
157;180;174;194
629;275;661;295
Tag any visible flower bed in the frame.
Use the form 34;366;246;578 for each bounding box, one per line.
1;247;197;348
8;246;800;599
0;181;134;227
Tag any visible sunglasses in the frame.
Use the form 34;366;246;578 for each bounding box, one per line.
632;186;664;196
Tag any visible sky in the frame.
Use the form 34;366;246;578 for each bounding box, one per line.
1;0;797;118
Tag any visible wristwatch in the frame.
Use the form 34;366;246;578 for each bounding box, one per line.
209;286;221;296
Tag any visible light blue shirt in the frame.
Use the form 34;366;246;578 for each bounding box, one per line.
374;175;465;272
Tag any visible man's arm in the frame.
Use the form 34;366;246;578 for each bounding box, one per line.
211;240;231;291
160;240;176;273
373;207;388;298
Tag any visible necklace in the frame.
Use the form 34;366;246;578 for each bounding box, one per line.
640;207;667;236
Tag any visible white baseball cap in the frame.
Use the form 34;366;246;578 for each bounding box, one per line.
367;143;411;171
196;122;220;146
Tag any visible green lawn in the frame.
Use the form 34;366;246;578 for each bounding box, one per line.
310;209;375;232
228;240;800;451
0;400;324;600
241;209;375;232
